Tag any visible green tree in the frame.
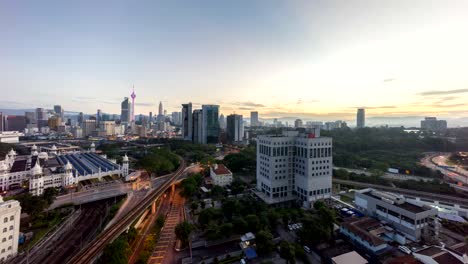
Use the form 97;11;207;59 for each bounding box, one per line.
232;217;248;234
220;223;234;238
190;202;199;211
255;230;274;255
279;240;296;264
245;214;260;232
222;199;240;221
175;221;194;248
210;185;224;199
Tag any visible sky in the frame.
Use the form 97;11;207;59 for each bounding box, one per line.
1;0;468;125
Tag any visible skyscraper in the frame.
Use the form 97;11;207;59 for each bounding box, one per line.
96;109;102;126
250;111;259;127
158;102;163;116
54;105;63;119
78;112;84;126
192;109;203;143
121;97;130;125
181;103;193;141
202;105;220;144
219;114;226;130
356;108;365;128
35;108;47;121
130;87;136;122
226;114;244;143
0;112;4;132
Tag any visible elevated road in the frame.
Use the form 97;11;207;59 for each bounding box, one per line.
333;178;468;207
67;159;187;264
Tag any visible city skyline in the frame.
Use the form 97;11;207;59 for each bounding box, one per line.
1;1;468;122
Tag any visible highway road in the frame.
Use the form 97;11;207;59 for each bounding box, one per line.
420;153;468;184
66;159;187;264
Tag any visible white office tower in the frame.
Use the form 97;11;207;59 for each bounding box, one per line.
122;154;129;177
0;196;20;262
256;129;332;208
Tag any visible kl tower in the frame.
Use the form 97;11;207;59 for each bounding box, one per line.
130;85;136;122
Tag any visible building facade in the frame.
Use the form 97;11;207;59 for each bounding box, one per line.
250;111;259;127
121;97;130;125
226;114;244;143
209;164;233;187
355;188;439;241
201;105;219;144
357;108;365;128
421;117;447;132
182;103;193;141
256;129;332;208
192;110;203;144
0;197;21;262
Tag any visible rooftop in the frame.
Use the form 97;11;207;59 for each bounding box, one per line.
332;251;368;264
211;164;232;175
341;217;387;247
362;189;430;214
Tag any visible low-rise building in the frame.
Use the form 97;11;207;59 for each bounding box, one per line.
355;188;439;242
0;146;129;195
340;217;388;254
413;245;467;264
331;251;368;264
0;196;21;262
210;164;233;187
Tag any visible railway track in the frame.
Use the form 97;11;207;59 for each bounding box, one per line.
67;159;186;264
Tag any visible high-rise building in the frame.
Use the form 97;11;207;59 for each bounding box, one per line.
72;127;83;138
35;108;47;121
192;109;203;143
0;113;4;132
6;116;26;132
250;111;259;127
121;97;130;125
294;119;303;128
182;103;193;140
256;129;332;208
159;101;163;116
421;117;447;132
171;112;182;126
357;108;365;128
82;120;96;137
202;105;220;144
53;105;63;119
226;114;244;143
96;109;102;126
130;87;136;122
100;121;116;136
0;196;21;261
47;116;61;130
219;114;226;130
24;112;36;126
78;112;84;126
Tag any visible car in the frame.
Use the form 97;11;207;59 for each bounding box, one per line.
398;246;411;254
303;246;311;253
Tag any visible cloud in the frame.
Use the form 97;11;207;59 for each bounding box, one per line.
72;97;119;104
135;102;154;107
297;98;319;104
231;101;266;108
418;89;468;96
348;106;397;109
